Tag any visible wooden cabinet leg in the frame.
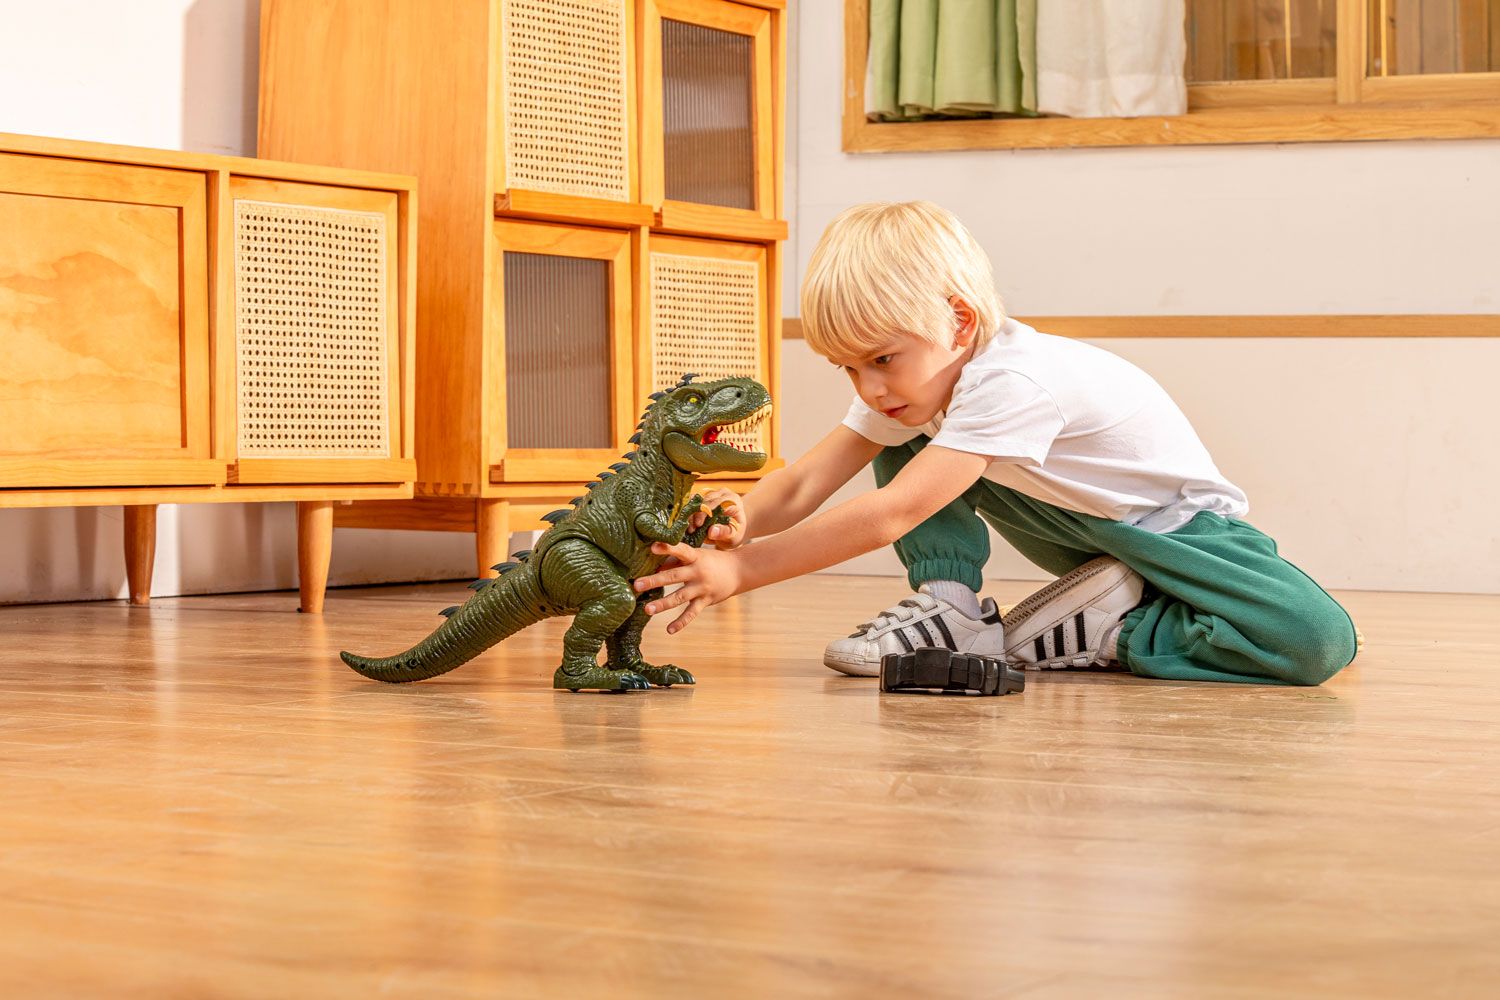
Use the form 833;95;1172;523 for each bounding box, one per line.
475;499;511;579
123;504;158;606
297;500;334;614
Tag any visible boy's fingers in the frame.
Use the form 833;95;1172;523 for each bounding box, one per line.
644;587;692;614
667;599;705;635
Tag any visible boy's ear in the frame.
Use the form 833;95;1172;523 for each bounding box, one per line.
948;295;978;347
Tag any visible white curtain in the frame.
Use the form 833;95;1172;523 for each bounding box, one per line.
1035;0;1187;118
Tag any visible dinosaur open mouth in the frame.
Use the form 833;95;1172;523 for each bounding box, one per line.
699;402;772;450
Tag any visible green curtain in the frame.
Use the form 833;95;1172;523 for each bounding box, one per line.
866;0;1037;121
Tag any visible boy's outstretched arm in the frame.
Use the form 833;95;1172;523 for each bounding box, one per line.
634;442;990;633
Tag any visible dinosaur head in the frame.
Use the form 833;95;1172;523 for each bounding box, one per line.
647;375;772;476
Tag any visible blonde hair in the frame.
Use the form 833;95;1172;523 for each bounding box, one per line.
799;200;1005;360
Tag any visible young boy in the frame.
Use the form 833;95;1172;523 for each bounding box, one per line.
632;201;1357;686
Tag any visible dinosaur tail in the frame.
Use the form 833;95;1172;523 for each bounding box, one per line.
340;564;554;683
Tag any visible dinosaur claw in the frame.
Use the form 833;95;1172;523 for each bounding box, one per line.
553;665;653;691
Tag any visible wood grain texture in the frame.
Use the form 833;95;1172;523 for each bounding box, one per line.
0;153;208;467
0;577;1494;996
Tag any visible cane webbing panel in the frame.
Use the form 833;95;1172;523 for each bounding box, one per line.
501;0;630;202
650;251;764;453
233;199;391;459
661;19;755;211
503;251;613;449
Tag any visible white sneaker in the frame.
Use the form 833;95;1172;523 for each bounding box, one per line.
1002;556;1144;670
824;583;1006;677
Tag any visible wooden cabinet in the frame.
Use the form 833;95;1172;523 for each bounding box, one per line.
0;133;417;611
258;0;787;577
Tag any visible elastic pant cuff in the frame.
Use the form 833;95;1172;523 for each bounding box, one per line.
1116;606;1149;673
906;558;985;594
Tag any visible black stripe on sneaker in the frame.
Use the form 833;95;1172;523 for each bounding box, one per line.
913;619;935;647
895;626;915;653
1053;623;1066;655
1075;613;1086;651
931;615;957;650
1034;636;1046;660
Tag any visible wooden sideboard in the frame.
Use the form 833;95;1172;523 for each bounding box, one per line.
0;132;417;611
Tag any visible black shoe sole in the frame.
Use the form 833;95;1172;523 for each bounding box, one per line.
880;647;1026;697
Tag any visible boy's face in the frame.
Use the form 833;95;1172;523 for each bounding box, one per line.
826;300;978;427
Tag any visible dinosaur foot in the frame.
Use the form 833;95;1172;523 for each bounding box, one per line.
617;662;696;687
553;664;651;692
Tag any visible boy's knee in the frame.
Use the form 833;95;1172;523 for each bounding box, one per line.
1265;600;1357;686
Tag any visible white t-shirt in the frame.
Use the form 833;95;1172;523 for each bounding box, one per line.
842;318;1248;533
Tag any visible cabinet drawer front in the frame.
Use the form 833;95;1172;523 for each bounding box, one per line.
0;153;211;486
226;177;407;484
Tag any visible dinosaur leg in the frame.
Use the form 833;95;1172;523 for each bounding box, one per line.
542;539;650;691
605;587;695;687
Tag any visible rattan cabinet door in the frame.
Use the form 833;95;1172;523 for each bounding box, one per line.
489;219;634;483
496;0;635;204
0;153;216;488
224;177;414;485
645;234;771;460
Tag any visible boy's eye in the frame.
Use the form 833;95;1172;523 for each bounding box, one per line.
874;355;893;366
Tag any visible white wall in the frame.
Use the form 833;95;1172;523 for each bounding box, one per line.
786;1;1500;595
0;0;478;604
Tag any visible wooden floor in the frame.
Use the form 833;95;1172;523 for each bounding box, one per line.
2;576;1497;998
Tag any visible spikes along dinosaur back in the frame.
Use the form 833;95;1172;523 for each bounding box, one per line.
341;375;772;690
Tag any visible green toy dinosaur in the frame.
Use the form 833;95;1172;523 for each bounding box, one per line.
341;374;771;690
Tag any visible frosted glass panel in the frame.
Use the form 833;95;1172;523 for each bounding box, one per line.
661;18;756;210
503;252;611;449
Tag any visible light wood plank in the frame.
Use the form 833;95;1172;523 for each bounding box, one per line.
228;459;417;486
494;190;654;228
0;131;416;193
0;482;412;510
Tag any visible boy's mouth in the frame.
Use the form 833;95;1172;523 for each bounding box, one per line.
883;405;907;418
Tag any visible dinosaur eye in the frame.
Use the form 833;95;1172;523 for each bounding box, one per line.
686;395;701;405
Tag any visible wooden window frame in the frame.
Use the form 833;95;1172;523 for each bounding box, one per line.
843;0;1500;152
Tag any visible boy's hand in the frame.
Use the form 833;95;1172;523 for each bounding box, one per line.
633;542;744;635
687;488;747;549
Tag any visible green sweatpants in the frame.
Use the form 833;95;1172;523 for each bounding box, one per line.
876;437;1358;686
